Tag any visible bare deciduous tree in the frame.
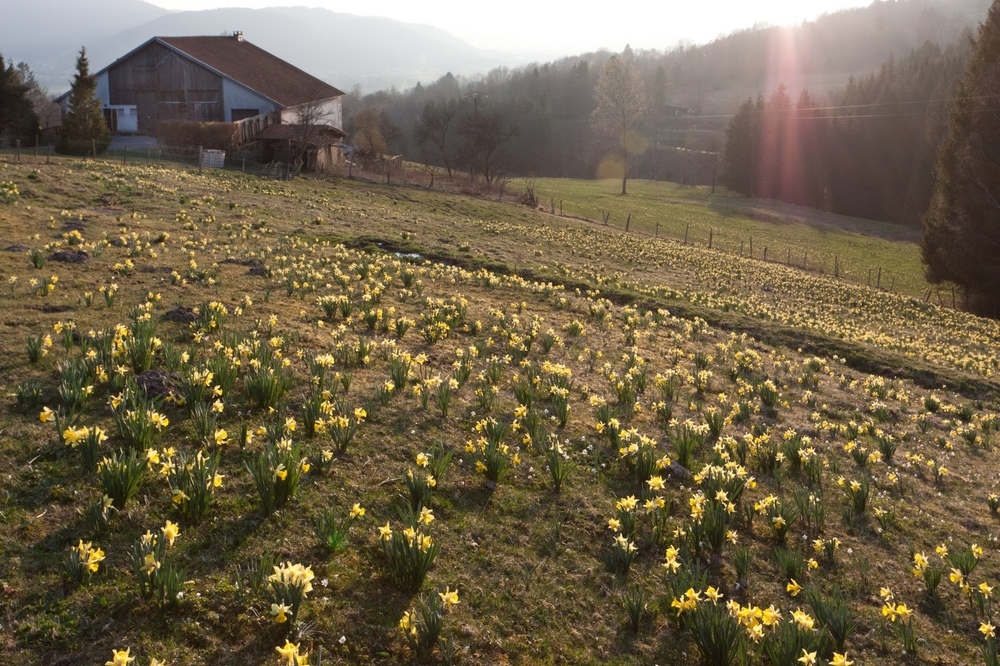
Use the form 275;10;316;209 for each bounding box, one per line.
458;108;518;186
592;53;648;195
415;100;459;178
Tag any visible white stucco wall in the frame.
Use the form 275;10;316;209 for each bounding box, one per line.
221;79;279;122
280;97;343;130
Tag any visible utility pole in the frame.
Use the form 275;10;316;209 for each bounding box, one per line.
465;91;488;117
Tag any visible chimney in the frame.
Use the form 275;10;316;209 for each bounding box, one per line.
233;31;243;41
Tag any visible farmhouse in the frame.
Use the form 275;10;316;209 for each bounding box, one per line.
57;32;346;164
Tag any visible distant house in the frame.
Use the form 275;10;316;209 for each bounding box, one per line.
56;32;345;159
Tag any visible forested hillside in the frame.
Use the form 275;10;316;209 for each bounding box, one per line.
348;0;989;227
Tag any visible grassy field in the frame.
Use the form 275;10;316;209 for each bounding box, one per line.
533;178;928;297
1;159;1000;666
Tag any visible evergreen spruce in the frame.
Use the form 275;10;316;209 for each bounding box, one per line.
0;53;39;144
922;1;1000;316
58;48;109;156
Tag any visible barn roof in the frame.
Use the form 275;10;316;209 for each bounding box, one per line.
156;35;344;108
57;34;344;108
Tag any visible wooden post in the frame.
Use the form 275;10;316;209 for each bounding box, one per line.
559;200;563;216
802;251;807;270
655;221;660;237
15;139;20;164
890;277;894;292
834;255;839;278
625;213;631;232
122;146;127;166
242;157;246;174
876;267;882;289
46;145;51;164
550;197;554;214
787;248;791;266
749;236;753;258
924;289;931;302
764;246;768;261
197;145;203;175
740;240;744;256
952;286;956;308
684;222;689;244
91;139;96;159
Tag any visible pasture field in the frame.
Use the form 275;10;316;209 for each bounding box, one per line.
532;178;927;298
1;159;1000;666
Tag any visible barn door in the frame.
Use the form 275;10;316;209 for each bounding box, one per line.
102;108;118;133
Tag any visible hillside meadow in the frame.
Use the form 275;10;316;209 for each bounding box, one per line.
1;159;1000;666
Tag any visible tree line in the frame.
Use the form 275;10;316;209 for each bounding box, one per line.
720;39;972;226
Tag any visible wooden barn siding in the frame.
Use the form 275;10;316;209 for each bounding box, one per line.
107;42;224;133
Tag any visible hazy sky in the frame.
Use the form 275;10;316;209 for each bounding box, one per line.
146;0;875;57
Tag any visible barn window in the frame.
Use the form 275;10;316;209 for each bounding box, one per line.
231;108;259;122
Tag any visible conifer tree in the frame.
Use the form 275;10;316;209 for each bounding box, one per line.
922;1;1000;315
720;96;762;197
0;54;39;143
58;47;109;155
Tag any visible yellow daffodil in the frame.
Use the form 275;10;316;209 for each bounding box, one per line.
438;586;460;608
105;648;134;666
829;653;853;666
162;520;179;548
142;553;160;574
271;602;291;623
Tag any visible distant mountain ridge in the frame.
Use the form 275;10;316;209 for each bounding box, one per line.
1;1;511;93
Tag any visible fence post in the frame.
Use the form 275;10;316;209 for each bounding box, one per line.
91;139;96;160
123;146;127;166
34;135;39;159
763;246;768;261
15;139;20;164
740;240;744;256
749;236;753;258
684;222;689;244
834;255;839;278
625;213;631;232
242;157;246;174
197;145;203;175
876;267;882;289
46;145;51;164
656;222;660;237
802;251;807;270
709;228;713;249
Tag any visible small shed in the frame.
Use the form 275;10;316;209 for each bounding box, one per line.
258;124;347;173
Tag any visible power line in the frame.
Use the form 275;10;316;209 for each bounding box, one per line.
684;91;1000;120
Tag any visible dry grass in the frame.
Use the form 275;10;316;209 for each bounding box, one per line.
0;157;998;666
